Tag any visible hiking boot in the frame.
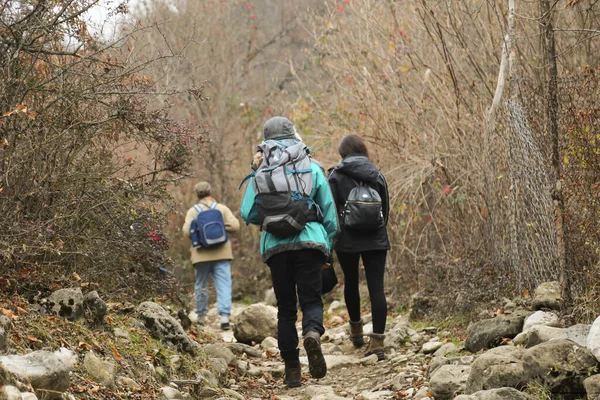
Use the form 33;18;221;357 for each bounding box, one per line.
303;331;327;379
283;359;302;388
349;319;364;347
220;315;230;331
364;333;385;361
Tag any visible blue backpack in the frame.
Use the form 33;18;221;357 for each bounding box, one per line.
189;202;228;248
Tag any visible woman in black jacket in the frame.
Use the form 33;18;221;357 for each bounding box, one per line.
328;134;390;361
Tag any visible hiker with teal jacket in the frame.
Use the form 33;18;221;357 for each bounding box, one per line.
240;117;338;388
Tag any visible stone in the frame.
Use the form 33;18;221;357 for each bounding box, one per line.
429;355;474;377
414;387;430;399
168;355;182;372
232;304;278;344
1;386;22;400
0;348;76;399
358;390;395;399
47;288;84;320
304;385;349;400
0;327;6;353
328;300;342;314
225;343;263;358
113;327;130;340
422;341;444;354
429;364;471;400
470;387;531;399
531;281;563;311
197;386;220;398
202;343;236;365
455;396;477;400
299;354;360;370
587;315;600;362
220;389;244;400
584;374;600;399
434;343;459;357
264;288;277;306
360;354;379;365
522;339;598;396
83;290;107;322
84;351;115;389
208;357;229;382
260;336;278;349
160;386;183;400
21;393;37;400
197;368;220;386
522;310;560;333
116;376;141;390
465;346;526;394
527;324;590;347
0;315;10;331
385;317;411;349
330;316;345;326
465;310;530;353
137;301;199;354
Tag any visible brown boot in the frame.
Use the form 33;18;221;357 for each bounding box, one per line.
303;331;327;379
283;360;301;388
364;333;385;361
349;319;364;347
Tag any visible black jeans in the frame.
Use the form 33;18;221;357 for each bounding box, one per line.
336;250;387;334
267;249;326;362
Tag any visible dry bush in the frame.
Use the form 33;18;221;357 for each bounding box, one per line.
0;0;206;298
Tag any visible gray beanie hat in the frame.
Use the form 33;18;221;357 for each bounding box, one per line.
194;181;211;199
263;117;297;141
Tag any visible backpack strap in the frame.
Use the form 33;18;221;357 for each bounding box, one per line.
210;202;218;209
193;204;203;214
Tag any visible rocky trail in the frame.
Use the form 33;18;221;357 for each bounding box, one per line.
3;281;600;399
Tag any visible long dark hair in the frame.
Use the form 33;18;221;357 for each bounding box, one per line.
339;134;369;158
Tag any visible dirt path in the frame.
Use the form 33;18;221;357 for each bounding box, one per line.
200;303;433;400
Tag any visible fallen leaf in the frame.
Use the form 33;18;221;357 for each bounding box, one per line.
72;272;81;281
16;306;28;315
111;345;123;361
0;308;15;319
521;289;530;297
79;341;92;350
27;335;42;343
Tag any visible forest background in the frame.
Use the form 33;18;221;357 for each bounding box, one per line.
3;0;600;322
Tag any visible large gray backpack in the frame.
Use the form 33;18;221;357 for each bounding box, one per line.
252;139;323;238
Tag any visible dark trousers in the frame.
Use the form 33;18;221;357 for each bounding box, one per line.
267;249;326;362
337;250;387;334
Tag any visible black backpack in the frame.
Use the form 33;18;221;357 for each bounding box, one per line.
342;179;384;230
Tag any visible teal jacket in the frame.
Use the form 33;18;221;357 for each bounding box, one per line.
240;162;339;262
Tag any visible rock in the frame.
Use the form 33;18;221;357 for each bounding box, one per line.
0;327;6;353
47;288;84;320
304;385;349;400
21;393;37;400
220;388;244;400
208;357;229;382
232;304;278;344
116;376;140;390
197;386;220;398
1;386;22;400
0;348;76;399
455;396;477;400
434;343;459;357
197;369;220;386
385;317;411;349
470;387;531;399
260;336;278;349
360;354;379;365
328;300;342;314
522;339;598;395
160;386;183;400
429;364;471;400
522;310;560;332
414;387;430;399
429;355;475;376
422;341;444;354
299;354;360;370
358;390;395;399
527;324;590;347
168;355;182;372
137;301;199;354
409;290;437;320
0;315;10;331
465;310;530;352
83;290;107;322
264;288;277;306
465;345;526;393
587;316;600;362
531;281;563;311
113;327;130;340
585;374;600;399
202;343;236;365
226;343;263;358
330;316;345;326
83;351;115;389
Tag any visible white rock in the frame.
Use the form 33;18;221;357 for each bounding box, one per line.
160;387;183;400
522;310;560;333
360;354;379;365
260;336;278;349
328;300;342;314
1;386;22;400
588;315;600;362
422;341;444;354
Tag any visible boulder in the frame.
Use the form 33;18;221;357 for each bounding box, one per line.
1;386;22;400
470;387;531;400
208;357;229;382
225;343;263;358
160;387;183;400
527;324;590;348
522;310;560;333
465;346;526;393
522;339;598;396
197;368;219;386
83;351;115;389
0;348;76;399
385;317;411;349
429;364;471;400
202;343;236;365
232;304;278;344
585;374;600;399
137;301;199;354
83;291;107;322
434;343;459;357
531;281;563;311
422;341;444;354
261;336;278;349
587;315;600;362
465;310;530;353
429;355;475;377
47;288;84;320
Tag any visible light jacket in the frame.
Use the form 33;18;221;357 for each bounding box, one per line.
182;197;240;264
240;160;338;262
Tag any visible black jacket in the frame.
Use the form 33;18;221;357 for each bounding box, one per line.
327;154;390;253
